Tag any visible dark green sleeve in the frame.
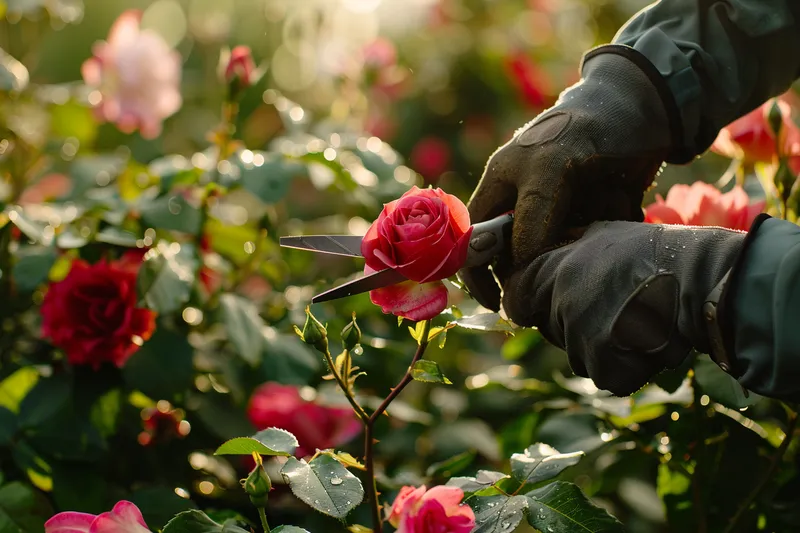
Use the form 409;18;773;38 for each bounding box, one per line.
725;216;800;401
608;0;800;164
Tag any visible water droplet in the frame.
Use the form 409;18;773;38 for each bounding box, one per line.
537;511;546;520
670;254;675;258
346;501;351;505
682;245;686;249
330;477;343;486
353;345;364;356
314;499;320;504
547;527;554;532
501;521;511;529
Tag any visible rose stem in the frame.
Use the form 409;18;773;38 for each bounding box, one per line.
258;507;271;533
322;347;369;424
364;319;431;533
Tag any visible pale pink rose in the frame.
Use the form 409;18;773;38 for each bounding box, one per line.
644;181;764;231
82;10;182;139
387;485;475;533
18;173;72;205
45;501;150;533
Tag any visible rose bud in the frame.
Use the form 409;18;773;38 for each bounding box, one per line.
341;313;362;351
242;456;272;508
294;306;328;353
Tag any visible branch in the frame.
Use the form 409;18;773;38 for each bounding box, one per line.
322;348;369;424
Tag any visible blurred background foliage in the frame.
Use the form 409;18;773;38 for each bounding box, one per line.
1;1;796;533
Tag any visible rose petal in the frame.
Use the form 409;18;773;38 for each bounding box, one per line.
89;501;149;533
45;512;96;533
388;486;427;527
367;266;448;321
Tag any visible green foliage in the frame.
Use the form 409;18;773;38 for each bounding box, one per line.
280;454;365;519
215;428;299;457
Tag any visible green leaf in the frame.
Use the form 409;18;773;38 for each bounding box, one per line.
122;328;194;400
131;487;198;530
0;481;53;532
163;510;249;533
12;247;57;292
501;329;542;360
510;444;584;487
0;367;39;413
694;353;763;409
470;494;528;533
90;388;122;438
95;227;139;247
0;407;17;446
137;242;198;314
447;470;509;495
452;313;517;333
411;360;452;385
426;450;476;479
525;481;624;532
19;372;72;428
219;293;267;366
280;454;364;519
50;101;97;145
214;427;298;457
0;47;29;92
140;194;203;234
5;208;46;243
320;450;365;471
273;527;311;533
237;152;307;204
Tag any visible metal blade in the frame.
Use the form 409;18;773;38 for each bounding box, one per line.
312;268;407;303
279;235;364;257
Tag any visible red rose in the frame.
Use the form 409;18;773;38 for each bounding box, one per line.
247;383;361;458
223;45;257;88
644;181;764;231
361;186;472;321
505;52;550;108
41;258;156;368
409;138;451;181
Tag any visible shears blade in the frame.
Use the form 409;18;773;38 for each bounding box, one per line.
311;267;407;303
279;235;364;257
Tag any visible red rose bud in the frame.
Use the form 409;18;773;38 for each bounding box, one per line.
41;258;156;369
138;400;190;446
223;46;257;93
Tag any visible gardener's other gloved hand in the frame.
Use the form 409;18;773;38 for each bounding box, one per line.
502;221;745;396
460;46;683;310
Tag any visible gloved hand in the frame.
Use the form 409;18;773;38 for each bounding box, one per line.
459;46;683;310
501;221;746;396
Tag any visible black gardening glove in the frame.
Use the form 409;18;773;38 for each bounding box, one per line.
502;221;746;396
459;46;683;310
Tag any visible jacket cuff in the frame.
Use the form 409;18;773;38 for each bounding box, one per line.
715;213;773;377
581;44;692;165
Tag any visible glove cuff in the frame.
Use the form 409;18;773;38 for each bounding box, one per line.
581;44;690;165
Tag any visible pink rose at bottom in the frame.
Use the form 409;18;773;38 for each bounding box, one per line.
45;500;149;533
388;485;476;533
644;181;764;231
247;382;361;457
366;265;449;322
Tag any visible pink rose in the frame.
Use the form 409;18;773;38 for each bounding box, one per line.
387;485;475;533
223;45;257;88
409;137;451;181
711;90;800;166
45;500;149;533
81;10;182;139
247;383;361;458
361;186;473;321
18;173;72;205
644;181;764;231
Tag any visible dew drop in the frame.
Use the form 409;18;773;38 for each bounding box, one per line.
314;499;320;505
330;477;343;486
670;254;675;258
346;501;351;505
547;528;555;532
501;521;511;530
487;502;496;508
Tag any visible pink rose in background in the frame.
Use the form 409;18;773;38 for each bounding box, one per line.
82;10;182;139
361;186;473;321
46;500;149;533
363;38;397;70
711;90;800;165
247;382;361;458
644;181;764;231
387;485;475;533
18;173;72;205
410;137;451;181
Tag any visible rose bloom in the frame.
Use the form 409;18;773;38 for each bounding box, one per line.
361;186;473;321
505;52;549;108
82;10;182;139
247;383;361;458
711;90;800;167
46;500;149;533
18;173;72;206
387;485;475;533
222;45;256;88
41;256;156;369
644;181;764;231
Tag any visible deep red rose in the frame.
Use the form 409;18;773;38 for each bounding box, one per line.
505;52;549;108
138;400;190;446
247;383;361;458
409;137;451;181
644;181;764;231
41;258;156;368
224;45;257;88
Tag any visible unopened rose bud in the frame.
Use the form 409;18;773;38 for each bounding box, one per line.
341;313;361;351
242;460;272;508
767;99;784;138
296;306;328;353
220;46;260;99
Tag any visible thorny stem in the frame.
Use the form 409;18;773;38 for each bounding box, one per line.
257;507;271;533
364;319;432;533
723;406;798;533
322;347;369;424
